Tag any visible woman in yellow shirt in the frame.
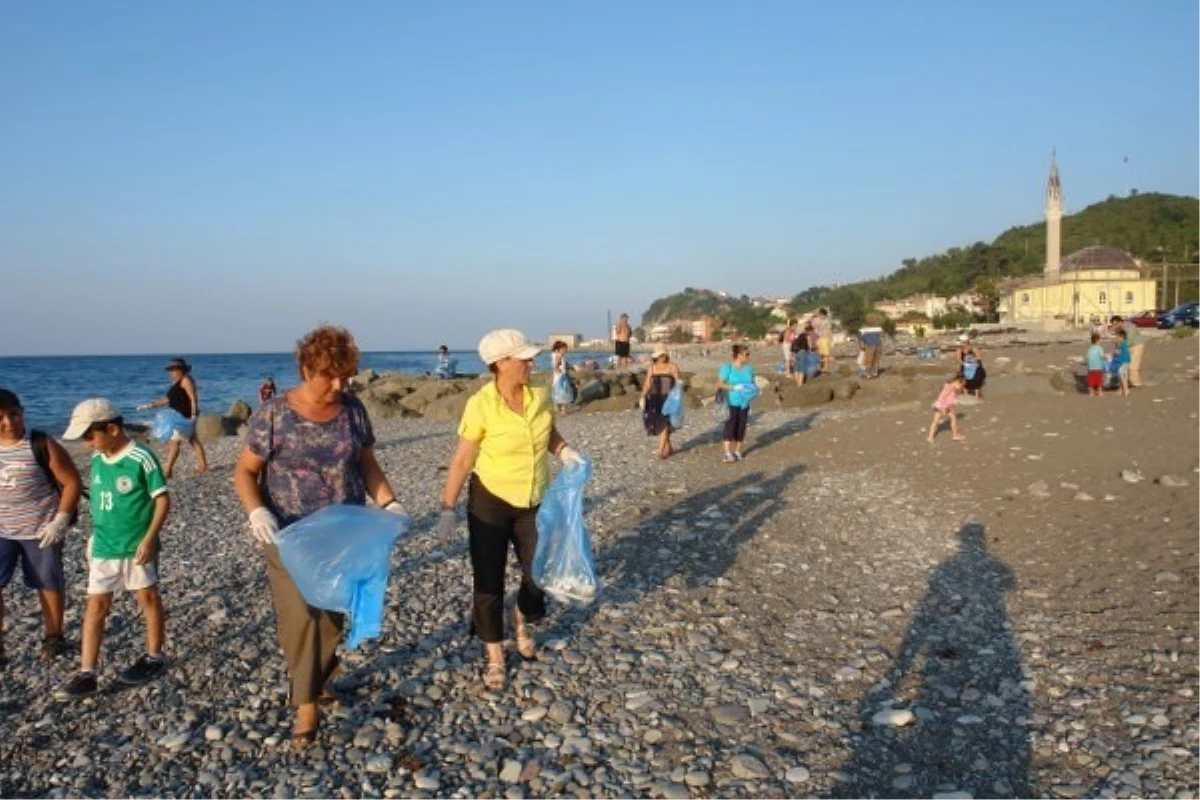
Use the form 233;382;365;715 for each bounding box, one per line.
437;329;583;691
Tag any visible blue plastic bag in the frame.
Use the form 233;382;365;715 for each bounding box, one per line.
800;351;821;378
730;382;760;406
661;384;684;429
551;373;576;405
277;504;410;649
533;457;599;604
150;408;194;442
962;355;979;381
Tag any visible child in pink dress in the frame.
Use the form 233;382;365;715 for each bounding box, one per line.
928;374;967;443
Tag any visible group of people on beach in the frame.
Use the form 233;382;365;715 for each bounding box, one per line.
0;324;586;749
777;307;833;384
1085;315;1146;398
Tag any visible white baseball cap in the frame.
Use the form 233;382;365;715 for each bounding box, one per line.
958;334;970;342
478;329;541;365
63;398;122;440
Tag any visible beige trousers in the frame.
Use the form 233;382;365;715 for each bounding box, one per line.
263;545;344;706
1129;343;1144;386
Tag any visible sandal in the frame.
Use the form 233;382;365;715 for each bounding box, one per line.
513;609;536;660
484;661;506;691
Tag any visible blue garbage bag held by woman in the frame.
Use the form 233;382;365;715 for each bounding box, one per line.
277;505;410;650
533;457;599;604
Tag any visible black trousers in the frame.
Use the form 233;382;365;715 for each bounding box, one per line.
467;475;546;643
723;405;750;443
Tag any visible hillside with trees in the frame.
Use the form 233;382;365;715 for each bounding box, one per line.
790;193;1198;330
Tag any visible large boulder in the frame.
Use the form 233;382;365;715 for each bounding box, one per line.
778;383;835;409
834;379;861;401
577;379;611;404
226;399;252;423
423;392;471;423
368;375;418;401
360;392;403;420
194;413;226;442
576;395;638;414
400;381;467;415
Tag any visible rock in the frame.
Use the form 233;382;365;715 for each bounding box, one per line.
398;381;465;414
547;701;573;725
577;379;610;404
710;703;749;726
684;771;711;787
785;766;811;784
1158;474;1189;487
194;413;226;442
576;394;639;414
1074;492;1093;501
729;754;771;780
1155;571;1182;584
204;725;224;742
1121;469;1144;484
872;708;916;727
499;760;522;784
365;755;393;774
1027;480;1051;498
778;383;835;409
423;392;472;423
226;399;252;422
157;731;191;750
932;792;973;799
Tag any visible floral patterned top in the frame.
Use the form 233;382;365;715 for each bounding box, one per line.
244;393;375;526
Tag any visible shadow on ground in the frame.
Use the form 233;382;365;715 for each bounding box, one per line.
831;519;1031;798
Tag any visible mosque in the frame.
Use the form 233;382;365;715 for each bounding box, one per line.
998;157;1157;327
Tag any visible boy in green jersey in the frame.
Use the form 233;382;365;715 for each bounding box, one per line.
55;399;170;699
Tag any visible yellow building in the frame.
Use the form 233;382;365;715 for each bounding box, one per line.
999;157;1156;327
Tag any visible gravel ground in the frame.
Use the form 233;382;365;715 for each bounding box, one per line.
0;336;1196;799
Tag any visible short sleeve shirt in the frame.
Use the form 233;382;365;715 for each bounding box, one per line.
719;363;756;408
244;394;375;527
458;382;553;508
1123;322;1144;346
90;443;167;559
1115;341;1131;366
1086;345;1106;371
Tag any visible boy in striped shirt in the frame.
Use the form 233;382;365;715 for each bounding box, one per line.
55;399;170;699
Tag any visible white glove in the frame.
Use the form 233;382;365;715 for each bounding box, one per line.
382;500;406;515
37;512;71;549
435;510;457;548
558;445;585;467
247;507;279;546
136;403;153;411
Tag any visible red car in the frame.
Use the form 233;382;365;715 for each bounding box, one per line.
1127;310;1162;328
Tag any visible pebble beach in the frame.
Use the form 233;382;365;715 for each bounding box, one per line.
0;334;1197;799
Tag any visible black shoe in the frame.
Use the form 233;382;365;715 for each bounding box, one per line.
54;672;99;700
41;635;69;661
117;654;166;686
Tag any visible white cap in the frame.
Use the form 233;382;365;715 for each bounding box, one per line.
651;344;669;359
63;398;122;440
958;334;970;342
478;329;541;366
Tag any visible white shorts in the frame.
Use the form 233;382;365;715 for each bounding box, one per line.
87;540;158;594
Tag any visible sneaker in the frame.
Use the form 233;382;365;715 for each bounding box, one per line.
41;635;69;661
733;452;744;461
117;654;166;686
722;453;737;464
54;671;98;700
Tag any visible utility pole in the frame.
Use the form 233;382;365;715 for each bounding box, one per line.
1160;247;1168;310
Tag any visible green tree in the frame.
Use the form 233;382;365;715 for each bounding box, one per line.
973;279;1001;322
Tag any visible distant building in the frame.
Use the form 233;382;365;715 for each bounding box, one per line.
998;156;1156;327
547;333;582;349
873;294;949;320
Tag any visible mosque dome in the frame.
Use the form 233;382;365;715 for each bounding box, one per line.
1059;245;1138;273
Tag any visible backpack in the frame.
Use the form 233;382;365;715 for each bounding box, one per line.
30;430;86;525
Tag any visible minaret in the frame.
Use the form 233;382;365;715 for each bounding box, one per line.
1044;153;1062;282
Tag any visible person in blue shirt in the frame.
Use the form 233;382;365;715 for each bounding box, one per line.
1112;328;1131;397
715;344;756;463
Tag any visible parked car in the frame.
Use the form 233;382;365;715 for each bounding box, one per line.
1127;310;1163;328
1157;301;1200;329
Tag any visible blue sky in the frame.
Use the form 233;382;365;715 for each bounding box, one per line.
2;1;1196;354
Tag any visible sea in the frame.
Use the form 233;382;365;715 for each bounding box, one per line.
0;349;612;435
